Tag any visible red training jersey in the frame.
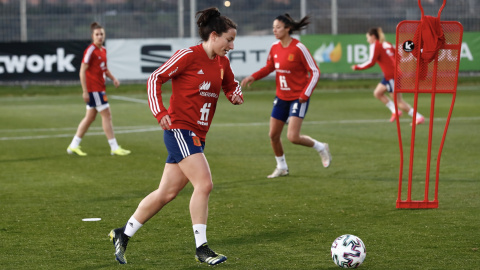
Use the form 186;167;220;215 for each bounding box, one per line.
251;38;320;101
147;44;243;141
82;44;107;92
354;40;395;80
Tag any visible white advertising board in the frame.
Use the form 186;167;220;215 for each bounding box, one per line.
106;36;278;81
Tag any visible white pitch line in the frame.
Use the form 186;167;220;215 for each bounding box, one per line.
0;127;161;141
1;116;479;141
0;125;154;133
110;95;148;104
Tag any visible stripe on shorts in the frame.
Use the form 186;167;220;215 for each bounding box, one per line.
173;129;190;158
92;92;101;106
299;102;307;118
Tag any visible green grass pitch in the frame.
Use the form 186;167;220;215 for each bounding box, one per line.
0;79;479;269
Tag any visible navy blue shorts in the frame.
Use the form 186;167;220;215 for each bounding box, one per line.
271;96;310;122
164;129;205;163
86;91;109;111
381;78;395;93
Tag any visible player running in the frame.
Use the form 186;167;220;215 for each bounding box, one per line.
109;7;243;266
351;27;425;125
241;13;331;179
67;22;131;156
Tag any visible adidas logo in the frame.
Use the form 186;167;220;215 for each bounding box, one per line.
197;69;204;74
195;230;200;234
128;222;134;227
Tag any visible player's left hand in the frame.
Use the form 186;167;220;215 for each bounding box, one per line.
113;78;120;88
299;98;306;103
230;94;244;105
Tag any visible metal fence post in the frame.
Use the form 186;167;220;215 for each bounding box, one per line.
331;0;338;35
20;0;27;42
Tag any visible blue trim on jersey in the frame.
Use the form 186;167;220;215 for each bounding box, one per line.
381;78;395;93
164;129;205;163
271;96;310;122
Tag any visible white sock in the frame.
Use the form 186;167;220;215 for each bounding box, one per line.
108;138;119;151
408;109;424;118
385;101;396;113
312;140;325;152
69;135;82;148
124;216;143;237
193;224;207;248
275;155;288;170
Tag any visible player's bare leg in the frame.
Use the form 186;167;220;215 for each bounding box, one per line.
100;107;130;155
389;92;425;125
76;108;97;138
100;108;114;140
287;116;331;168
177;153;212;225
286;116;313;147
133;163;189;224
109;162;190;265
374;83;401;122
268;117;289;178
373;83;391;106
269;117;285;157
67;108;97;156
177;153;226;265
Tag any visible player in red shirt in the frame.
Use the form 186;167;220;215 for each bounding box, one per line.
67;22;131;156
109;8;243;266
352;27;425;125
241;14;331;179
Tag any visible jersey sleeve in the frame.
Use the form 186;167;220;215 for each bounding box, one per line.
297;43;320;101
251;47;275;80
147;49;191;122
82;45;95;64
103;47;108;69
221;57;243;103
354;43;378;70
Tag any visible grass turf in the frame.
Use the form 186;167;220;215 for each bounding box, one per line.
0;80;479;269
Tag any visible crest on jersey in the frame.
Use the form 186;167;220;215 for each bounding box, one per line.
220;68;224;79
288;54;295;61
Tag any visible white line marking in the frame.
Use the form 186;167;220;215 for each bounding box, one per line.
1;117;478;141
110;95;148;104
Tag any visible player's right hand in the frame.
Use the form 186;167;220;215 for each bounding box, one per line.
82;92;89;103
159;115;172;130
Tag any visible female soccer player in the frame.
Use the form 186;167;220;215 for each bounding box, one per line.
241;14;331;179
351;27;425;125
67;22;131;156
109;7;243;266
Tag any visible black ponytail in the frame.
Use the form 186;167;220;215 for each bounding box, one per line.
275;14;310;35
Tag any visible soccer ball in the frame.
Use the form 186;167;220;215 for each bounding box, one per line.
331;234;366;268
